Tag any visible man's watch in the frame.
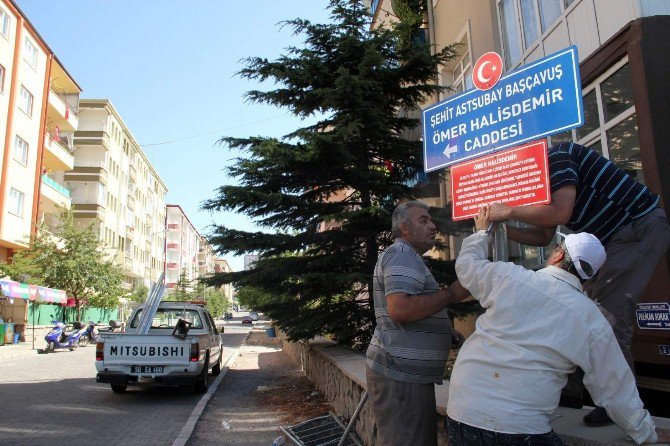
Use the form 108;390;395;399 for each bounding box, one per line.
484;222;494;236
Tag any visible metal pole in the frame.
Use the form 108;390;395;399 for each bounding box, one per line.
492;223;508;262
337;390;368;446
31;301;35;350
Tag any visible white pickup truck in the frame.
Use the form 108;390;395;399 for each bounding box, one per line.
95;301;223;394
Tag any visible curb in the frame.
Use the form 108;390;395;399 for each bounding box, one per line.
171;330;253;446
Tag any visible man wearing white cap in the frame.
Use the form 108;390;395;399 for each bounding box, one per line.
445;206;669;445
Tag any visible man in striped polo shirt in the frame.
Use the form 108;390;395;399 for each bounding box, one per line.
366;201;468;446
490;142;670;427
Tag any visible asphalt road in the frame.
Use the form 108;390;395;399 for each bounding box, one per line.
0;319;251;446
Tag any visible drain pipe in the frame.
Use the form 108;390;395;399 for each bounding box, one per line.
426;0;439;102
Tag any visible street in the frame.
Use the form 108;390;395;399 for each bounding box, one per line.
0;320;252;446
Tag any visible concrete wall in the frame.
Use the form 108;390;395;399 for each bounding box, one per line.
281;338;450;446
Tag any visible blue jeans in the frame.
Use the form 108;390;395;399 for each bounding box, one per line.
445;417;564;446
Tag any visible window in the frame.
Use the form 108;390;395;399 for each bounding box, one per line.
18;86;33;116
0;64;5;92
97;183;106;205
498;0;571;67
13;135;28;165
0;8;9;39
8;188;24;216
23;38;37;69
549;59;641;182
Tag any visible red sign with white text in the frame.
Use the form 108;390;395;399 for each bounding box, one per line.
451;140;550;221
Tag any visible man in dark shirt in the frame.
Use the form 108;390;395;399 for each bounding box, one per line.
489;142;670;427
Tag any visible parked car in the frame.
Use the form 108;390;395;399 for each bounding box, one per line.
241;316;253;324
249;312;259;321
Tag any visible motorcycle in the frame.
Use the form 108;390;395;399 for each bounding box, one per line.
77;321;99;347
43;321;87;353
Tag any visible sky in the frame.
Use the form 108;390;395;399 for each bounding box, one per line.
15;0;333;271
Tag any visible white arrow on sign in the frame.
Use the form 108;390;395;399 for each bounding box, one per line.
443;143;458;158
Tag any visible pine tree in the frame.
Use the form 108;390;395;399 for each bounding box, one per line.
204;0;472;347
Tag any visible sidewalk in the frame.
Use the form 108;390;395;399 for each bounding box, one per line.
0;334;44;361
185;327;331;446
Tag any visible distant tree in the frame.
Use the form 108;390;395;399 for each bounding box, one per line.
4;209;125;320
204;0;467;347
204;288;228;319
129;284;149;304
172;269;192;302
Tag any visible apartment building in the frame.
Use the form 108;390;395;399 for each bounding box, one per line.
370;0;670;378
164;204;200;292
0;0;81;262
197;234;216;278
70;99;167;290
213;257;235;307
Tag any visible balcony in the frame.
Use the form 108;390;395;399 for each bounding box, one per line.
167;243;179;251
40;175;71;210
71;195;104;221
167;223;180;231
129;163;136;181
166;262;179;270
43;135;74;171
47;89;78;132
65;160;107;184
127;195;135;211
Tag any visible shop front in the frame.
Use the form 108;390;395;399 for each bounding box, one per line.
0;280;67;347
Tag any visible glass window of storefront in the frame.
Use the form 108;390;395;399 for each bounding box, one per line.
521;59;639;267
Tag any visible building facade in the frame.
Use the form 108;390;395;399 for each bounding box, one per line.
213;257;235;307
371;0;670;379
0;0;81;262
71;99;167;290
164;204;200;292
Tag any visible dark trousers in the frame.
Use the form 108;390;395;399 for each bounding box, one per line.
446;417;564;446
366;365;437;446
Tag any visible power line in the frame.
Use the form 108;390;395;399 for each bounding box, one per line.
139;114;289;148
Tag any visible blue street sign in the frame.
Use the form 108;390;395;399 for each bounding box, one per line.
636;302;670;330
422;46;583;171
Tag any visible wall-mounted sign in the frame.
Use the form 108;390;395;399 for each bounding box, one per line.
660;345;670;356
422;46;583;171
636;302;670;330
450;140;550;221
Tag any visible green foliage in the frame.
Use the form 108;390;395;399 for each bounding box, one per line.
129;284;149;304
204;0;465;346
171;269;192;302
3;209;125;320
204;288;228;318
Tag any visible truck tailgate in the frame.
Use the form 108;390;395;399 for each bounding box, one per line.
100;334;192;366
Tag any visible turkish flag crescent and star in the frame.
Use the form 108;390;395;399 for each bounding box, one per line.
472;52;503;91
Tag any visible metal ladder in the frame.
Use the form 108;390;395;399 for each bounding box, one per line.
135;272;166;334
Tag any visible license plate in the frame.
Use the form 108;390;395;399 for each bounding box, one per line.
131;365;163;374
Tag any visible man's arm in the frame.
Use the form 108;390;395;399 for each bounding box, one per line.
490;184;575;227
387;289;453;324
582;326;659;444
386;279;472;324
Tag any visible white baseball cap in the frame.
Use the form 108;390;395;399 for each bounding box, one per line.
557;232;606;280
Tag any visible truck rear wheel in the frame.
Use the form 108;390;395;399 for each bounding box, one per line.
212;352;223;376
111;384;127;393
193;358;209;393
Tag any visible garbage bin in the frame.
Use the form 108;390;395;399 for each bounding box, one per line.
0;324;5;346
266;327;276;338
13;333;19;344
